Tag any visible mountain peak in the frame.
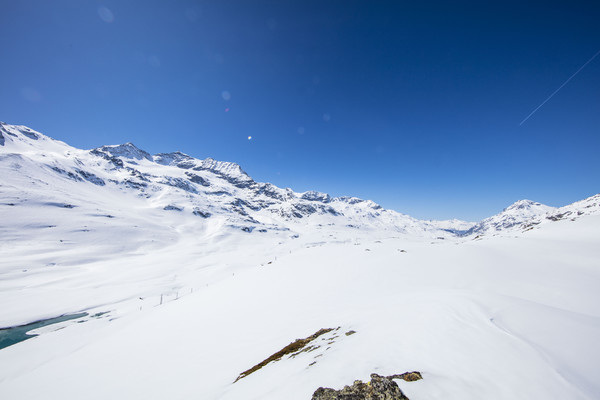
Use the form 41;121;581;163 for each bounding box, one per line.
503;199;542;211
465;199;556;235
0;122;42;141
94;143;152;161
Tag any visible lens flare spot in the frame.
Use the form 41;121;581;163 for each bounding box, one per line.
98;7;114;23
225;107;230;112
248;136;252;140
20;87;42;102
148;55;160;68
221;91;231;101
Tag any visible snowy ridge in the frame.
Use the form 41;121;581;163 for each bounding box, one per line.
463;199;556;236
0;122;456;238
95;143;153;161
544;194;600;221
1;122;598;239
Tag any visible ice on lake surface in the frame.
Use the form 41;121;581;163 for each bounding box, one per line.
0;313;87;350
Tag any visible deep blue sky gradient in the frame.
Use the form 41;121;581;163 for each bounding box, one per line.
1;0;599;220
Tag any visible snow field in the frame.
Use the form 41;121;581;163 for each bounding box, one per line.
0;216;599;399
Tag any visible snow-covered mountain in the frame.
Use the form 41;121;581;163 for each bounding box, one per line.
2;122;600;400
0;122;459;239
543;193;600;221
3;121;599;242
462;199;556;236
2;122;599;242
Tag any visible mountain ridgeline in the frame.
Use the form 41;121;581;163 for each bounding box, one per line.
1;122;598;238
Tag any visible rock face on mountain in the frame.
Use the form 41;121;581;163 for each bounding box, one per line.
311;373;421;400
544;194;600;221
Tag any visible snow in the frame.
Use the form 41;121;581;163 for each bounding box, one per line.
1;122;599;399
465;199;557;235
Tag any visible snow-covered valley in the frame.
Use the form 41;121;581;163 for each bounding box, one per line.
1;122;599;399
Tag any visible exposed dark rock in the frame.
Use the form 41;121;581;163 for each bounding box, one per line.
192;209;211;218
75;169;105;186
163;205;183;211
177;161;195;169
0;129;4;146
125;167;151;182
94;143;152;161
387;372;423;382
19;127;39;140
547;212;570;221
50;166;83;182
312;372;421;400
231;198;262;212
192;159;255;189
45;202;76;208
90;149;124;169
153;151;194;166
301;191;332;203
207;190;232;197
294;203;317;215
160;177;198;194
185;172;210;186
255;183;287;201
336;196;365;205
234;328;334;383
122;179;147;190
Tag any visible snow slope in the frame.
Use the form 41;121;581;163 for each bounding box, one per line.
1;122;600;399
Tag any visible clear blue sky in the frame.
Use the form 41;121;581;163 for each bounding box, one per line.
1;0;599;221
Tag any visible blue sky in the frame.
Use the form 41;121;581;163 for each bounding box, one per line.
1;0;599;221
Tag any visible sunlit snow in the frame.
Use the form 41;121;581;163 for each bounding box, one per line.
1;122;599;399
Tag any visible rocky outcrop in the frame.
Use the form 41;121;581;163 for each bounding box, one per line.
311;372;422;400
234;328;334;383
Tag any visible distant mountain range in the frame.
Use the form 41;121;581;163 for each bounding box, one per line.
1;121;597;239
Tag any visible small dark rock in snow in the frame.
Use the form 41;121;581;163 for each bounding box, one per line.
312;373;420;400
192;209;211;218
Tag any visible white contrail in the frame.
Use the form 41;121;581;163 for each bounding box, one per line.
520;48;600;126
